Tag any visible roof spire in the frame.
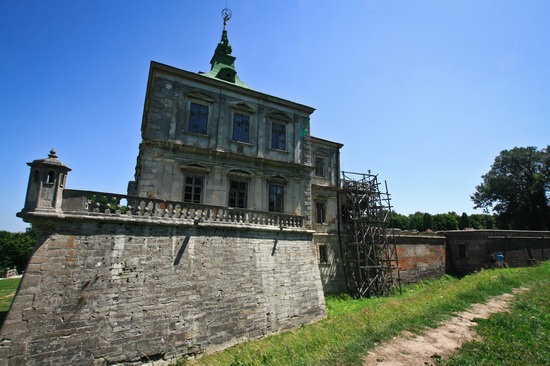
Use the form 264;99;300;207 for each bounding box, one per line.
199;7;251;89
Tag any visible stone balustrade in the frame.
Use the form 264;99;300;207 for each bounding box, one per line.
61;189;305;229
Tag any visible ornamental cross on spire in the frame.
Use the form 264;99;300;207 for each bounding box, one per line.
222;8;232;30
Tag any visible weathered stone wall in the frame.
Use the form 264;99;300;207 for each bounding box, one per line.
446;230;550;276
0;217;325;365
314;234;347;294
395;235;446;284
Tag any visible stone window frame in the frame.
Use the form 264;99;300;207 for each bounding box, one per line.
186;91;215;136
230;101;256;145
180;163;211;204
232;113;251;144
268;111;291;152
315;200;327;224
182;175;204;204
227;169;253;209
318;244;329;264
228;180;248;208
267;174;287;213
314;156;326;178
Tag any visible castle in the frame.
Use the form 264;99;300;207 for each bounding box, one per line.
0;11;343;365
2;10;548;366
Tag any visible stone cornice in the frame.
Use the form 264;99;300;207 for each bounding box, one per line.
142;139;315;173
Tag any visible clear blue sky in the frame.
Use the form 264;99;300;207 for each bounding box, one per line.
2;1;549;232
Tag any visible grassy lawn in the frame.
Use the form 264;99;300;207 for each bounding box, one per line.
1;264;547;365
179;261;549;366
0;277;21;325
441;275;549;365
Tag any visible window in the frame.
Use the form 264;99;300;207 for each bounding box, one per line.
315;157;325;177
318;244;329;264
47;171;55;184
271;123;286;150
268;185;284;213
232;113;250;143
183;175;203;203
458;244;467;259
188;102;209;135
315;201;326;224
228;180;248;208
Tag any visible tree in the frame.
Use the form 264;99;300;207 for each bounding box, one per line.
422;213;434;231
434;212;459;231
408;212;424;231
471;146;550;230
390;212;410;230
459;212;470;230
0;229;36;275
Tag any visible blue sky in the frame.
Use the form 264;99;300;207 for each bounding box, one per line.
1;1;549;232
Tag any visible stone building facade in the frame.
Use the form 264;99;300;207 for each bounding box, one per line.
0;20;341;365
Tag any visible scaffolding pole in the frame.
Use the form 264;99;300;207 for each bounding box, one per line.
341;171;401;298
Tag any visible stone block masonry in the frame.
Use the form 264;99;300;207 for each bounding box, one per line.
0;216;326;365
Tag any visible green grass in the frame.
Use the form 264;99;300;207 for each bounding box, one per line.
440;274;550;366
179;262;549;366
0;277;21;325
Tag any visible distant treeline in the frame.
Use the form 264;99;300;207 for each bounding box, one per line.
0;230;35;275
390;212;496;232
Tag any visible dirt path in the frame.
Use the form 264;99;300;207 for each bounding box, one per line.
363;288;527;366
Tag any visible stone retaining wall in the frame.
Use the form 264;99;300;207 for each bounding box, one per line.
445;230;550;275
395;235;446;284
0;216;325;365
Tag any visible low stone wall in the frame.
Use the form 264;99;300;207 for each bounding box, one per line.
0;214;325;365
395;234;446;284
446;230;550;276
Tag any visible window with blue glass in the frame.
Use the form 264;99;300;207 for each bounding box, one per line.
232;113;250;143
271;123;286;150
188;102;209;135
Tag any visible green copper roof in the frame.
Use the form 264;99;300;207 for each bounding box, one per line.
200;28;251;89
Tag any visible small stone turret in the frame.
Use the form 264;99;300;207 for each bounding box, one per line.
21;149;71;215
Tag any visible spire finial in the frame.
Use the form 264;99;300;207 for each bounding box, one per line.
222;8;232;30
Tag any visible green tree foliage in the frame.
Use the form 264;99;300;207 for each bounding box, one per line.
0;230;36;275
407;212;424;231
433;212;459;231
391;211;496;232
459;212;470;230
469;214;496;229
471;146;550;230
390;212;410;230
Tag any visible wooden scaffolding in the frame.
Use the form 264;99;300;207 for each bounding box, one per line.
340;171;401;297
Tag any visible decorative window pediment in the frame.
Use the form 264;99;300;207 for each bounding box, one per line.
268;110;291;122
229;101;256;114
180;163;211;174
186;91;215;104
267;174;288;184
227;169;253;180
